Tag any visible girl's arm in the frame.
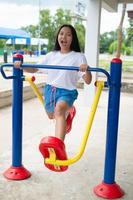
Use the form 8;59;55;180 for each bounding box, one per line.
79;64;92;85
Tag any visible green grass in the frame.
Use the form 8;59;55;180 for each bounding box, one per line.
99;59;133;72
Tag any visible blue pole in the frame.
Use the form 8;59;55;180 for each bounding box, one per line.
94;58;124;199
3;54;31;180
103;58;122;183
12;65;23;166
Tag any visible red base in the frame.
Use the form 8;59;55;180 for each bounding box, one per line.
39;136;68;172
3;166;31;180
94;182;124;199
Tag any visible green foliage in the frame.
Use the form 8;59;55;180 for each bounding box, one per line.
100;31;117;53
39;8;85;51
125;47;131;55
125;19;133;47
22;25;38;37
99;58;133;72
39;9;55;51
108;40;126;54
53;8;72;29
22;8;85;52
0;39;5;48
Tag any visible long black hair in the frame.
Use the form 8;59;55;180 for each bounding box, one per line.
53;24;81;52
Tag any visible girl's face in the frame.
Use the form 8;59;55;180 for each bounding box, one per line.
58;26;73;53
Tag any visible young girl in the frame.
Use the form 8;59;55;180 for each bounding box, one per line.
14;24;92;142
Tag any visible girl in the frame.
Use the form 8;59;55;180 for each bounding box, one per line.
14;24;92;141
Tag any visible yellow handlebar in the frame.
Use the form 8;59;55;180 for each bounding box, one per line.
25;76;44;107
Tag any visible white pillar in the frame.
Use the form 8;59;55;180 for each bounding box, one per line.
84;0;102;106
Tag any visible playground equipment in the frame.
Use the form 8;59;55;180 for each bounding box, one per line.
24;73;104;171
0;53;124;199
40;81;104;168
27;78;104;171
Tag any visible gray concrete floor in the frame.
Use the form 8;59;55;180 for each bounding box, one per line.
0;89;133;200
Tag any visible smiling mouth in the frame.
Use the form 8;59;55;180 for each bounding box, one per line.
61;41;67;45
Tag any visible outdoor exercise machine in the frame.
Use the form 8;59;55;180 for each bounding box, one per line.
0;53;124;199
26;76;104;172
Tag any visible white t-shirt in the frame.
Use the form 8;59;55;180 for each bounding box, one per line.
38;51;87;90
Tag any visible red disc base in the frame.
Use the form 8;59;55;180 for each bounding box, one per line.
3;166;31;180
94;182;124;199
39;136;68;172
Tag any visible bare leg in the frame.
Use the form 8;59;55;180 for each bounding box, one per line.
54;101;69;141
45;111;54;119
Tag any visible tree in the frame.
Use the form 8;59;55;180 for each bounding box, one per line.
53;8;72;29
74;23;85;51
126;18;133;46
100;31;117;53
0;39;5;49
22;25;38;38
126;18;133;55
39;9;54;51
35;8;73;51
39;8;85;52
21;8;86;52
109;40;126;54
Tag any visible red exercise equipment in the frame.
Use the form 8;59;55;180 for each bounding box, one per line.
39;136;68;172
3;166;31;180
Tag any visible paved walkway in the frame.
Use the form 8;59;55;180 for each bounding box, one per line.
0;89;133;200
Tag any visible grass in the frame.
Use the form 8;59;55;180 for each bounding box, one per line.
99;58;133;72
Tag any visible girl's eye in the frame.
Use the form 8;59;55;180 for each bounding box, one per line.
59;32;71;37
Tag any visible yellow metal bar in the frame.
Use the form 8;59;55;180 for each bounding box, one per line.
25;76;44;106
48;148;61;170
45;81;104;166
48;148;56;162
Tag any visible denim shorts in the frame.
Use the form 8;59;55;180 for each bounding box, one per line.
43;84;78;113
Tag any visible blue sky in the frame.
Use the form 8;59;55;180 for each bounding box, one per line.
0;1;132;33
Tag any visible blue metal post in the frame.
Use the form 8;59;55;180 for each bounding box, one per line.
3;54;31;180
12;63;23;166
94;58;124;199
103;58;122;183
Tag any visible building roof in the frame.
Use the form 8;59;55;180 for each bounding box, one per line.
0;27;30;40
103;0;133;12
6;37;48;46
0;27;31;45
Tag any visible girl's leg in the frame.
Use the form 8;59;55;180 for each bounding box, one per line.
45;111;54;119
54;101;69;141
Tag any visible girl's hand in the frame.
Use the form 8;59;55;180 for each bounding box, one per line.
14;61;22;69
80;64;92;85
79;64;88;72
14;61;38;73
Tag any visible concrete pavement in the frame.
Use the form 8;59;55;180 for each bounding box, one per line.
0;89;133;200
0;54;133;199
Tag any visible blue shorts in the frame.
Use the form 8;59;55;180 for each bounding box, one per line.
43;84;78;113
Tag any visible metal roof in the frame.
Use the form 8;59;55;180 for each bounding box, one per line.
0;27;30;40
103;0;133;12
